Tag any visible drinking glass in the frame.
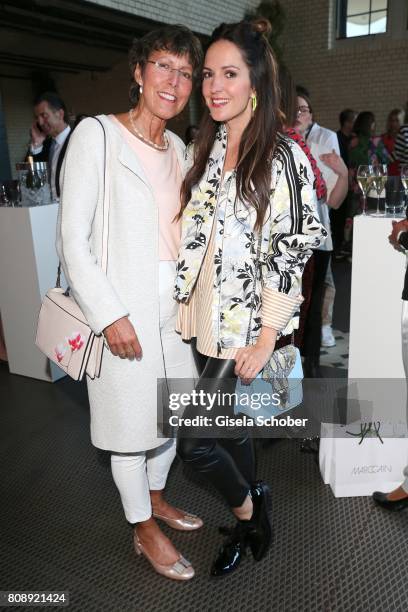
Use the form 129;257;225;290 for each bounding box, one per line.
371;164;388;217
356;165;374;215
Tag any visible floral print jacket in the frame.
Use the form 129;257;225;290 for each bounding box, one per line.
175;124;327;351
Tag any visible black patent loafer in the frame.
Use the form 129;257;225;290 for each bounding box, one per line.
373;491;408;511
210;523;247;577
247;481;273;561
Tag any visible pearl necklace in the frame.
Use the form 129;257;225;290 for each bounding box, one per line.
128;109;169;151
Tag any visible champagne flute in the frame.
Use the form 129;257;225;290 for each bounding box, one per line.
371;164;388;217
402;164;408;212
356;165;374;215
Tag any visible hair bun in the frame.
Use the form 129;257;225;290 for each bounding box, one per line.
251;17;272;37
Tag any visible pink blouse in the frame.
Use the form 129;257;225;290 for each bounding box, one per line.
109;115;182;261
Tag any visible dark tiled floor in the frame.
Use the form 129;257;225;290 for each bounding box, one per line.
2;259;406;611
1;364;408;611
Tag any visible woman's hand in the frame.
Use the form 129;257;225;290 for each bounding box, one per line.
320;149;349;209
320;149;348;178
103;316;142;361
235;327;278;384
389;219;408;251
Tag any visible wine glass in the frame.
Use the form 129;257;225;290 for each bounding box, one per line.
401;164;408;212
356;165;374;215
371;164;388;217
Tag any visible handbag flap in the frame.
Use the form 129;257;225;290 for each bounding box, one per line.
45;288;89;326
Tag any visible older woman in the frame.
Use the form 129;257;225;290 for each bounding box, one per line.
56;26;202;581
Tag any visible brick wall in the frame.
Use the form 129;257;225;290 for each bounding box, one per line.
3;0;408;177
279;0;408;133
87;0;259;35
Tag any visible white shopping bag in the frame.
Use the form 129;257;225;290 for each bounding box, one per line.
319;422;408;497
319;423;336;485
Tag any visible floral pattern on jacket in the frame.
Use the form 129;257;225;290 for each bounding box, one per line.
175;124;327;351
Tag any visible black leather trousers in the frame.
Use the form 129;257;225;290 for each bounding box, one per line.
177;340;255;508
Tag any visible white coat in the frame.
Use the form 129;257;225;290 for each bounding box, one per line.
56;115;188;452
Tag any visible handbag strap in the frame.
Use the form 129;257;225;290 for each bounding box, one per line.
56;116;109;288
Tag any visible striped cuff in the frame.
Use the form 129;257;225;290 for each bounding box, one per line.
261;287;303;332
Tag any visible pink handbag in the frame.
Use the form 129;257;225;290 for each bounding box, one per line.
36;117;109;381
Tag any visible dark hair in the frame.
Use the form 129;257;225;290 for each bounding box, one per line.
339;108;356;127
73;113;89;129
185;124;199;144
34;91;68;123
353;111;375;138
295;85;312;114
180;18;282;231
278;64;297;128
386;108;402;134
128;25;203;106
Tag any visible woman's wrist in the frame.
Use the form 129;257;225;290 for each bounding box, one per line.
256;326;278;350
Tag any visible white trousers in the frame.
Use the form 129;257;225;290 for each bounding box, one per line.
401;301;408;493
111;261;196;523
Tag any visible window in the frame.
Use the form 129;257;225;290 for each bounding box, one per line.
337;0;388;38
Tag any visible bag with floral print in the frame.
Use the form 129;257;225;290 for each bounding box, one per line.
35;117;108;381
36;282;104;381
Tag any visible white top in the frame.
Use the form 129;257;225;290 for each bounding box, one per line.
109;115;182;261
306;122;340;252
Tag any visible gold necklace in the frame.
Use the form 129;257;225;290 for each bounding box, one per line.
128;109;169;151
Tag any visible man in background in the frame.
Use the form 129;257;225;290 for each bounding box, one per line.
28;92;71;201
337;108;356;167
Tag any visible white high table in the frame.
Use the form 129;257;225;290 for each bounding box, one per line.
0;204;65;381
321;214;408;497
349;214;406;380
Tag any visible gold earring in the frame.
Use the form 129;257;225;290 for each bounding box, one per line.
251;94;257;112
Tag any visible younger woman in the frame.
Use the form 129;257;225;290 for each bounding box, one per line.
175;19;326;576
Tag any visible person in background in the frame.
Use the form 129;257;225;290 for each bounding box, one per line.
349;111;390;170
28;92;71;201
277;65;327;352
321;266;336;347
337;108;356;167
332;108;356;259
381;108;404;176
373;218;408;511
395;103;408;166
185;124;199;145
295;85;348;375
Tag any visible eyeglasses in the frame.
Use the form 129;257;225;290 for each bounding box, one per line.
297;106;311;115
146;60;193;82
